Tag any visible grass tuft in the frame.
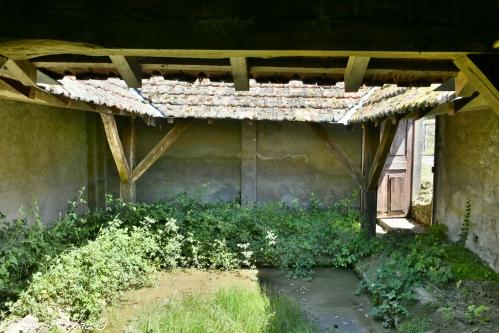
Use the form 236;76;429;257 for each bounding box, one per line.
129;288;317;333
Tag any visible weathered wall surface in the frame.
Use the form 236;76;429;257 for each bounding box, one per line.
435;109;499;271
257;122;361;205
107;119;361;205
0;100;88;222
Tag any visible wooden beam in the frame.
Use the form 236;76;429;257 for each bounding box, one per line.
132;119;193;182
120;117;137;202
100;113;131;183
344;56;370;92
109;55;142;88
230;57;249;91
0;56;6;70
367;118;400;191
2;59;37;86
361;122;380;238
36;70;61;85
310;123;363;187
454;56;499;115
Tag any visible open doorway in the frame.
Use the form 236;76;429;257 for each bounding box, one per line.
410;117;436;226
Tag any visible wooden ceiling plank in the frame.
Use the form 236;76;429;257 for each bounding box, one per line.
230;57;249;91
109;55;142;88
454;56;498;115
344;56;370;92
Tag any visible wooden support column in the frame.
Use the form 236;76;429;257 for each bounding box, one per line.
120;117;136;202
241;120;257;206
100;113;132;202
361;122;380;237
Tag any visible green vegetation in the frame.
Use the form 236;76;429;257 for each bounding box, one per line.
1;192;370;326
130;288;317;333
1;191;497;330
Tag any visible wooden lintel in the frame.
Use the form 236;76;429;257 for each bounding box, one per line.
344;56;370;92
454;56;499;115
110;55;142;88
310;123;363;187
367;118;400;190
230;57;249;91
100;113;131;183
3;59;37;86
132;119;193;182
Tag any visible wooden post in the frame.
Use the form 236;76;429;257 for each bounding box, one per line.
241;120;257;206
120;117;136;202
361;122;380;237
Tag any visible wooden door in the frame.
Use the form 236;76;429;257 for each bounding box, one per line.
377;119;414;217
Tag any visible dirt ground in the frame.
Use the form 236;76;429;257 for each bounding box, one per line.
102;268;391;333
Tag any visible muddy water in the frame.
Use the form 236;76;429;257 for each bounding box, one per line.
258;268;393;333
103;268;391;333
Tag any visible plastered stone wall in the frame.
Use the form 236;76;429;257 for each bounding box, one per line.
0;100;88;223
107;119;361;206
435;109;499;272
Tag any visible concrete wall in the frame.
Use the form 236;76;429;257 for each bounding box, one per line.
0;100;88;223
435;109;499;272
107;119;362;206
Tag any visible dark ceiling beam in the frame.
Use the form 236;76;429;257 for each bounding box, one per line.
0;1;498;55
344;56;370;92
109;55;142;88
230;57;249;91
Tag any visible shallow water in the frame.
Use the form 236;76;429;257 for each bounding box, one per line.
102;268;392;333
258;268;393;333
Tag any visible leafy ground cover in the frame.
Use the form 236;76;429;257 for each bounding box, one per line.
1;191;498;332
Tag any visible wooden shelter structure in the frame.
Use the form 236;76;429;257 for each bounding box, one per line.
0;1;497;238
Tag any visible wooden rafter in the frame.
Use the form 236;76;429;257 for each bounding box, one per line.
100;113;131;183
110;55;142;88
132;119;193;182
454;56;499;115
344;56;370;92
310;123;363;187
2;59;37;86
230;57;249;91
367;118;400;190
